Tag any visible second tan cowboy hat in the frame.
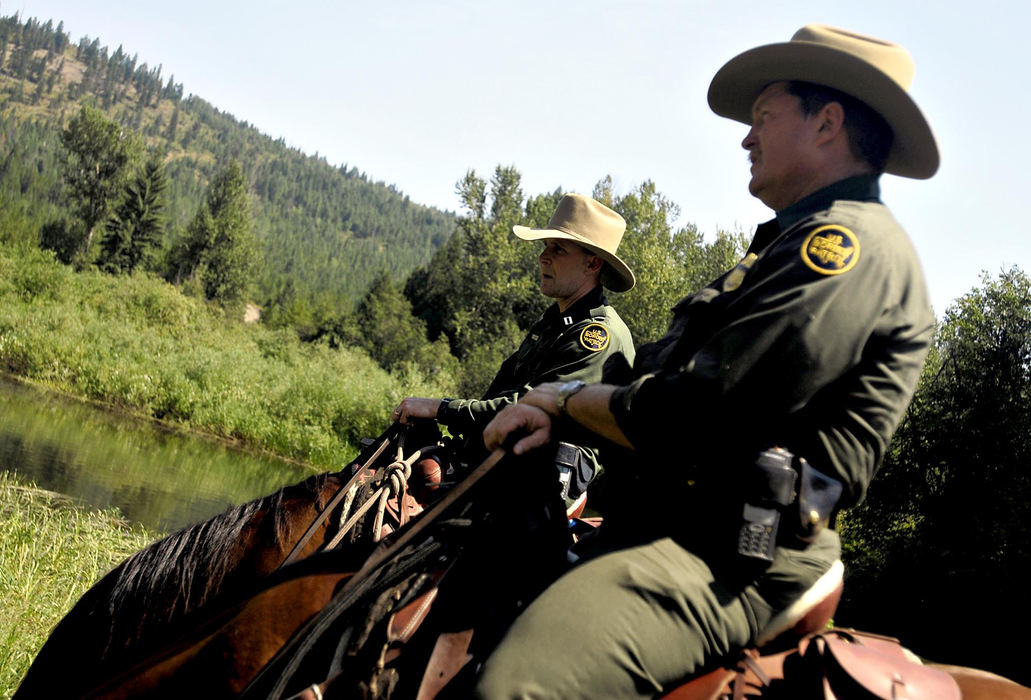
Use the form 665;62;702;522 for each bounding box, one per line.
513;193;636;292
707;24;939;180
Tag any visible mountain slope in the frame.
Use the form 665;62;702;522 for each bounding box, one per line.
0;12;457;315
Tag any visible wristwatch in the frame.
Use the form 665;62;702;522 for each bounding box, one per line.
555;380;587;416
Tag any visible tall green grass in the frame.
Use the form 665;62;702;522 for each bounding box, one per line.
0;472;157;697
0;243;456;468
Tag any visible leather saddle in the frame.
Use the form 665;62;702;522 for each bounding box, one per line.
661;560;961;699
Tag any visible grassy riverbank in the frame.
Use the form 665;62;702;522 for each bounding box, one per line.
0;472;157;697
0;241;456;693
0;242;455;469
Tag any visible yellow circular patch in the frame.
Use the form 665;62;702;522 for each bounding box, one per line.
801;225;860;275
579;323;610;352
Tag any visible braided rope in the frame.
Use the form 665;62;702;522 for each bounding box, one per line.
325;448;422;551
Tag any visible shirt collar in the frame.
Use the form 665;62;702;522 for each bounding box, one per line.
543;285;606;326
749;175;882;254
775;174;881;230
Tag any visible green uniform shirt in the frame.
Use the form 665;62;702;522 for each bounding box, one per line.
475;177;936;699
609;175;934;515
439;284;634;443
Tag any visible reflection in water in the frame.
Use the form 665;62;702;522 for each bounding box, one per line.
0;375;317;533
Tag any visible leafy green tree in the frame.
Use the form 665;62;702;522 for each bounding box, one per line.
350;270;457;378
406;169;746;395
97;155;168;273
452;166;547;336
0;190;41;247
404;234;464;344
38;218;85;264
172;160;257;306
406;166;549;395
595;178;747;345
58;105;142;259
839;267;1031;683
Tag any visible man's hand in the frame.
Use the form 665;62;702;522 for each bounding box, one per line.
480;383;562;455
483;404;554;456
516;382;563;417
392;397;441;425
521;381;635;450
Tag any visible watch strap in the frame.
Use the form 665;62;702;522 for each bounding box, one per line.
556;380;587;415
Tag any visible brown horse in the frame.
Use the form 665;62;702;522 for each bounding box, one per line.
14;422;450;699
35;447;1031;700
51;448;567;698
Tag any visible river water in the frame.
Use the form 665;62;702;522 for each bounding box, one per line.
0;374;315;533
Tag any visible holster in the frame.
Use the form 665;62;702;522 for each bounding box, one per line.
795;458;843;543
552;442;594;503
737;448;843;561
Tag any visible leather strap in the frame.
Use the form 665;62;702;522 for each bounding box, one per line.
415;629;474;700
817;631;961;699
280;424;398;568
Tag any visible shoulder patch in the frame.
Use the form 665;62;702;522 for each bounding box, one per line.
579;323;610;352
801;225;860;275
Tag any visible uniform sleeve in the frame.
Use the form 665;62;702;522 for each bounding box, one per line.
610;220;932;505
442;314;636;437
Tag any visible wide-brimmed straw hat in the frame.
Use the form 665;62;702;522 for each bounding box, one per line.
513;193;636;292
707;24;939;179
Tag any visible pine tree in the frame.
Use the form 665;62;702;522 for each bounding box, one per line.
98;155;168;273
174;160;258;306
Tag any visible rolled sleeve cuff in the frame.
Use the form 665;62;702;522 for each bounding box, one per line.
437;398;468;428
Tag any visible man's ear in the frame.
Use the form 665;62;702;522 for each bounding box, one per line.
814;101;845;144
586;255;604;272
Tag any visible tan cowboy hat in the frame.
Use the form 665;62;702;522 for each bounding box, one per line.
513;193;636;292
707;24;939;179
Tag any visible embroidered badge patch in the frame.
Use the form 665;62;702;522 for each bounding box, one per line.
579;323;610;352
801;225;860;275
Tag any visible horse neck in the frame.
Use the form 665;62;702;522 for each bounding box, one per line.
109;472;344;643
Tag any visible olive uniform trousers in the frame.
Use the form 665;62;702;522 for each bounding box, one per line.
474;528;841;698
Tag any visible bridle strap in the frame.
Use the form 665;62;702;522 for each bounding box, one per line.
279;423;398;569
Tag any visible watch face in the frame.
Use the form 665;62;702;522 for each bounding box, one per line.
557;380;586;413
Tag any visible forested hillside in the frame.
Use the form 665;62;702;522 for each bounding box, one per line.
0;8;750;399
0;12;456;320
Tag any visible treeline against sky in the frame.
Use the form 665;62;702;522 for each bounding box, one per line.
0;10;748;395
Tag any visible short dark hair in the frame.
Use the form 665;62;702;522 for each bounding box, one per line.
785;81;894;174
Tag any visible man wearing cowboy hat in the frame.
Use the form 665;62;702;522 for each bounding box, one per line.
392;193;635;504
476;24;937;696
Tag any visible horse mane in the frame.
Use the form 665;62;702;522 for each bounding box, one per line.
103;470;337;650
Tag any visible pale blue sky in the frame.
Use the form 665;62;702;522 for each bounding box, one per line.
8;0;1028;316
